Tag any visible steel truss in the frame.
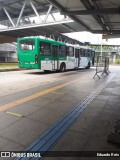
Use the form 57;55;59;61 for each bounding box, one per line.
0;0;72;31
43;34;84;46
90;45;120;53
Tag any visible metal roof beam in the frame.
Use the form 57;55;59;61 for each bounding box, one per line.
43;5;53;23
65;7;120;15
92;30;120;34
30;0;42;22
91;0;111;31
61;23;76;32
3;7;15;27
80;0;109;31
16;0;27;27
51;13;56;21
47;0;91;31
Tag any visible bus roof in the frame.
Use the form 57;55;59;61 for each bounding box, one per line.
17;37;66;45
66;43;93;50
17;37;95;51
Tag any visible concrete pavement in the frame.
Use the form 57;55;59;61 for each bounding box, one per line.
0;66;120;160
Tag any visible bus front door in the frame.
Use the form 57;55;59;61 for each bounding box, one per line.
52;45;59;70
75;49;80;68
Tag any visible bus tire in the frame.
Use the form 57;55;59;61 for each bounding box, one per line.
86;61;90;69
60;63;66;72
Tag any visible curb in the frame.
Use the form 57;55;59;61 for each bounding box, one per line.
0;68;26;72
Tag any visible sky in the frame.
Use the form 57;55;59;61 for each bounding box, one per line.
65;32;120;45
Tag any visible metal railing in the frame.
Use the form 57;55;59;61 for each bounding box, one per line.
95;48;120;53
93;56;110;79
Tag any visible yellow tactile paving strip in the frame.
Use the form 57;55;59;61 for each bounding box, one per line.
6;111;23;117
0;79;79;112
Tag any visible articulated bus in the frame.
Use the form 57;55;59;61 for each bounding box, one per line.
17;37;95;71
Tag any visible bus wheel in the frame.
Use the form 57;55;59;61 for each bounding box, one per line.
60;63;66;72
86;62;90;69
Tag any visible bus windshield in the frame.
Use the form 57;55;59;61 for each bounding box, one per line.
19;40;35;51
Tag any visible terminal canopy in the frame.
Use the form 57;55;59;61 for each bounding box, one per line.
0;0;120;42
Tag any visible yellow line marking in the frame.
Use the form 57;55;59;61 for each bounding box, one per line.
0;79;79;112
6;111;23;117
51;92;64;95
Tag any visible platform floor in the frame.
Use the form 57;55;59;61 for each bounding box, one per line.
0;66;120;160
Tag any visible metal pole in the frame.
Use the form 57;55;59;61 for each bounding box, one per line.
16;0;27;27
3;7;15;27
101;34;103;56
43;5;53;23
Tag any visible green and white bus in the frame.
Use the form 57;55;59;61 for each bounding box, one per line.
17;37;95;71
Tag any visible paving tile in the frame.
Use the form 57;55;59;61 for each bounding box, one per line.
112;91;120;96
0;86;46;106
0;136;24;151
0;118;50;146
54;88;72;94
41;92;64;101
6;103;40;116
88;99;107;108
67;92;89;99
96;95;109;100
82;109;120;151
26;97;54;107
109;95;120;102
27;107;70;125
57;94;85;104
100;90;113;96
70;117;96;133
50;130;87;151
45;100;76;111
0;112;22;131
105;101;120;112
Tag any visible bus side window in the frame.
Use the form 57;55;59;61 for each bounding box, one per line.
87;49;91;57
40;45;44;55
85;49;88;57
80;48;85;57
59;45;66;56
75;49;79;58
67;46;74;57
40;42;51;56
52;45;58;56
90;50;92;57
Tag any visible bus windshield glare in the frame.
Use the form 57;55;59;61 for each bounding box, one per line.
19;40;35;51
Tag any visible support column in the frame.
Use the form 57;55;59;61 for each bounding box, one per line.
113;54;116;63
